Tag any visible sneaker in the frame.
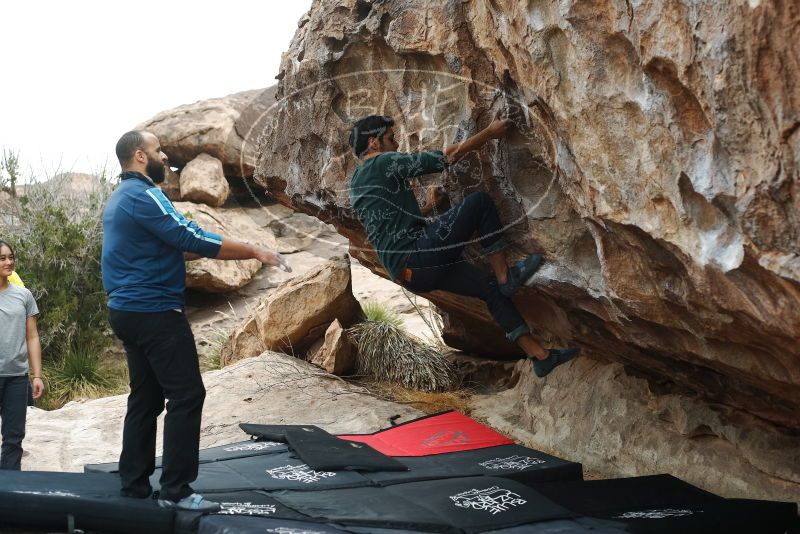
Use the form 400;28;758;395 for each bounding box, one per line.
533;347;580;378
158;493;221;513
499;254;543;297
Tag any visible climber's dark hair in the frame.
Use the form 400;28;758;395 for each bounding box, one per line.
349;115;394;158
115;130;146;165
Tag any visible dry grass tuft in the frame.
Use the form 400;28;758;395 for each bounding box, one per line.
349;320;459;392
360;379;475;414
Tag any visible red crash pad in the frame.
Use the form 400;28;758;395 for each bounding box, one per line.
339;411;514;457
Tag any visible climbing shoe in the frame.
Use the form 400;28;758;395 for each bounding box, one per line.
499;254;543;297
533;347;581;378
158;493;221;513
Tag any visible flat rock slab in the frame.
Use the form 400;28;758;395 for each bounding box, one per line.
22;352;423;473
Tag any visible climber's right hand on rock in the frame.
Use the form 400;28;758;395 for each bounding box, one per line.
486;118;513;139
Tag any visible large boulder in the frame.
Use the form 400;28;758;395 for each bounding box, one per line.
253;1;800;430
221;256;361;365
137;86;278;177
176;201;278;293
310;319;356;375
158;166;182;201
472;357;800;504
250;0;800;500
180;153;230;207
219;312;265;364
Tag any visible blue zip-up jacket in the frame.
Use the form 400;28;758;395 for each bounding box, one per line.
101;171;223;312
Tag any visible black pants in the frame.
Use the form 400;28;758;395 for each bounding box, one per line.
0;375;28;470
108;309;206;501
404;192;529;341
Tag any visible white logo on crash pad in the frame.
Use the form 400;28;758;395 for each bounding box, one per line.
479;455;546;471
615;508;696;519
266;464;336;484
450;486;527;515
219;501;277;516
224;441;281;452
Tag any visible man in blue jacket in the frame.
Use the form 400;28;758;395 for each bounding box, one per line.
102;130;290;512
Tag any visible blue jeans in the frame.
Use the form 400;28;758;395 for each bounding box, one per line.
404;192;529;341
0;374;29;470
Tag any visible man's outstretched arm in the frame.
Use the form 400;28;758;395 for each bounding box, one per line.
444;118;512;163
215;238;291;272
134;187;290;271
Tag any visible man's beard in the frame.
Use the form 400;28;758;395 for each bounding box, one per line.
146;158;166;183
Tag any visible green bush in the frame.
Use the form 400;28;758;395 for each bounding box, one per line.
39;347;128;410
360;300;404;328
3;171;114;359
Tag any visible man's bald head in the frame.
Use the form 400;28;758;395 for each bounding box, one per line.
115;130;167;182
116;130;146;166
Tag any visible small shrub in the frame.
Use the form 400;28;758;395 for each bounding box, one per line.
360;300;403;328
4;170;114;358
348;319;458;392
39;348;128;410
204;329;230;371
0;148;20;197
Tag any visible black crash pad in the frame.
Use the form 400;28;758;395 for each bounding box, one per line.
532;474;798;534
285;427;408;472
198;515;350;534
146;451;373;493
84;439;288;474
239;422;325;442
273;475;574;533
0;470;174;534
204;490;310;520
364;444;582;487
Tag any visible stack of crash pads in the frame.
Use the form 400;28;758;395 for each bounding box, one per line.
0;411;796;534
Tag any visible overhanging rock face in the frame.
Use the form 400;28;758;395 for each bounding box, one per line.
254;0;800;427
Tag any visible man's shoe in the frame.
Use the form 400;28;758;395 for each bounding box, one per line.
533;347;580;378
158;493;221;513
499;254;543;297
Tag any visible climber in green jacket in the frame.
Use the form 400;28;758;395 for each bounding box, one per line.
348;115;580;377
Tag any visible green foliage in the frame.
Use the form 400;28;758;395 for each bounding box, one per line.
4;171;114;358
203;329;229;371
39;347;128;410
360;300;404;328
0;148;20;197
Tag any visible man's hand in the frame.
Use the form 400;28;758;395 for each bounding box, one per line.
215;238;291;272
426;185;447;207
444;118;514;163
486;118;513;139
254;248;292;272
421;185;448;217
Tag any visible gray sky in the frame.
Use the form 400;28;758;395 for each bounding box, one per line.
0;0;312;181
